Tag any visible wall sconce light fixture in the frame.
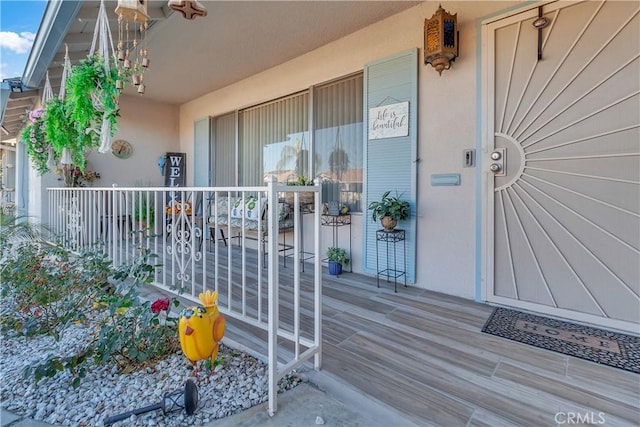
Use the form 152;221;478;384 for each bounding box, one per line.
424;5;459;75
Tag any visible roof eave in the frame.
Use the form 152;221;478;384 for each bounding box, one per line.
0;82;10;124
22;0;82;89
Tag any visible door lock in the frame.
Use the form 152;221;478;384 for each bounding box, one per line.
490;149;506;177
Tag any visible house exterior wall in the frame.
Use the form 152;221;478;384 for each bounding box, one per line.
176;1;522;299
27;95;178;224
102;95;179;188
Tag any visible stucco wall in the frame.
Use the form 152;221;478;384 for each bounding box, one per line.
100;94;179;188
28;94;178;225
176;1;523;300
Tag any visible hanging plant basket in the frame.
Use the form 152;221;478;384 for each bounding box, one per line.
65;55;121;142
22;2;123;173
20;108;50;175
43;55;123;171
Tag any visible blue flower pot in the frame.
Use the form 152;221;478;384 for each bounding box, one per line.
328;261;343;276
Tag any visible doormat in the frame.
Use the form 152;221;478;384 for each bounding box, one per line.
481;307;640;374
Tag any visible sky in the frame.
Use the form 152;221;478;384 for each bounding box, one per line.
0;0;46;80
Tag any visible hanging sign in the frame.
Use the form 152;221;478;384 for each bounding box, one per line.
165;152;186;187
368;101;409;140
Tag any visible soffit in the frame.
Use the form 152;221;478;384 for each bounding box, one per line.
1;0;419;140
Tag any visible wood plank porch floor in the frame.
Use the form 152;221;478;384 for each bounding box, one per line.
145;243;639;426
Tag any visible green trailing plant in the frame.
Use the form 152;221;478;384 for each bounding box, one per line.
43;97;82;166
368;190;410;222
42;54;124;172
64;55;121;168
326;247;349;265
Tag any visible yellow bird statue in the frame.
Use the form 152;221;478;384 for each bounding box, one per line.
178;290;226;373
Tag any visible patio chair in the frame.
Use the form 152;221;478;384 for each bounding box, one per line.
204;195;228;251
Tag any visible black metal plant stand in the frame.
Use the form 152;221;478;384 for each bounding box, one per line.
375;229;407;293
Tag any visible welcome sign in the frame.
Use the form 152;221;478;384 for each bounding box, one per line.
368;101;409;140
165;152;186;187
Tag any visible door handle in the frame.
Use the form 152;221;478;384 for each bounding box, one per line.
490;149;506;177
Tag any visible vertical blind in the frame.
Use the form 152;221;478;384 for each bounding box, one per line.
212;112;236;186
209;73;364;207
239;92;309;185
314;73;363;211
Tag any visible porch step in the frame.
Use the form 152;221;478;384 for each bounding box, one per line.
306;368;422;427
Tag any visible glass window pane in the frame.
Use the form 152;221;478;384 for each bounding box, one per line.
239;92;309;185
314;74;363;212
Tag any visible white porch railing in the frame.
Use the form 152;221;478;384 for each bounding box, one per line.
47;177;322;415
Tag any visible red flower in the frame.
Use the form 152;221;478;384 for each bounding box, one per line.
151;298;170;314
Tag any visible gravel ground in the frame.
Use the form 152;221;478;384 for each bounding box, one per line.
0;321;301;427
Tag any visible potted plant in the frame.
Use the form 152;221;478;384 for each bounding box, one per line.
134;193;155;229
368;190;410;231
44;54;123;172
285;175;315;207
20;107;50;175
327;247;349;276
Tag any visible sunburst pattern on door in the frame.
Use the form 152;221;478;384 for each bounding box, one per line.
487;1;639;329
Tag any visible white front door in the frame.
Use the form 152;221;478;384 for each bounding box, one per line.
482;1;639;333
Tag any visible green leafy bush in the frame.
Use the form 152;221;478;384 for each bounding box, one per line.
2;237;180;387
0;243;107;338
91;251;179;372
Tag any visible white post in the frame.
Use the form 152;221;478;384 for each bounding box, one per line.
111;189;117;267
266;176;279;416
293;191;300;360
313;178;323;370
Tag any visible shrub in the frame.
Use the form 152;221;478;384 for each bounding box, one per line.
92;253;180;371
2;242;180;387
0;243;106;338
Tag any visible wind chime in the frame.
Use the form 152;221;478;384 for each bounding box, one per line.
115;0;150;94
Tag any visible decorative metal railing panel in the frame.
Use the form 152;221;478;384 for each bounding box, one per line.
48;178;322;415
